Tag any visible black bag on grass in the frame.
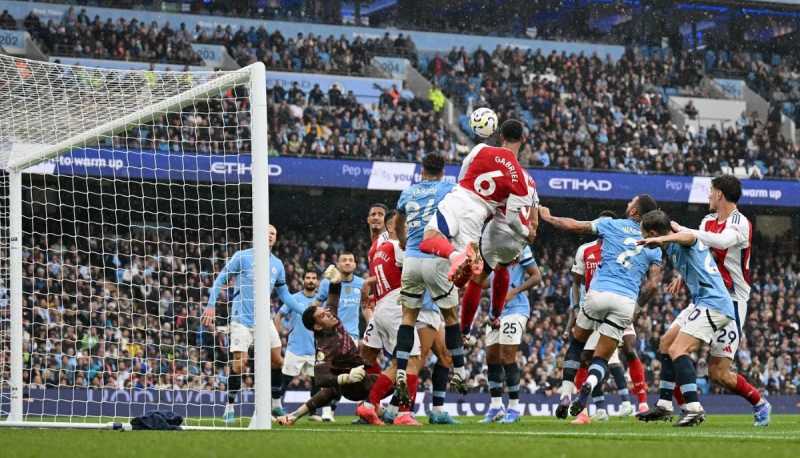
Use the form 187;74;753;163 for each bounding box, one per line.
130;411;184;430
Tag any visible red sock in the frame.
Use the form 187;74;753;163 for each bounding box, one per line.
628;357;648;404
735;374;762;406
368;373;395;407
490;265;510;318
419;236;454;259
673;386;686;406
366;364;381;375
460;280;483;333
574;367;589;388
400;374;419;412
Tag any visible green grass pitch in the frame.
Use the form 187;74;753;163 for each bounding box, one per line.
1;415;798;458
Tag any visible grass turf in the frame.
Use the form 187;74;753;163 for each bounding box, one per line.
1;415;798;458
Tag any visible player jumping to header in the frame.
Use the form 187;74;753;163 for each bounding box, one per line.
413;119;532;392
459;169;538;344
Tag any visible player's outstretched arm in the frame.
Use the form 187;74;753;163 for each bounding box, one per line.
639;230;696;247
538;207;594;234
202;252;241;326
276;284;305;315
689;227;744;250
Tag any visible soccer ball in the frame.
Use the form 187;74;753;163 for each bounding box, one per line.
469;107;498;138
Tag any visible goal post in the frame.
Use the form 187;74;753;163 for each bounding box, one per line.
0;55;271;430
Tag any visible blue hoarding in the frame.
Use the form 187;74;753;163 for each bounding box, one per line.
2;389;796;418
26;148;800;208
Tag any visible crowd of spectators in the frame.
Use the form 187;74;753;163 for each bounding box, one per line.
3;7;800;180
4;208;798;399
16;9;202;65
700;48;800;125
426;46;800;179
6;8;415;74
267;83;459;162
199;27;416;72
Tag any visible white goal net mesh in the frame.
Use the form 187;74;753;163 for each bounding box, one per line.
0;55;264;428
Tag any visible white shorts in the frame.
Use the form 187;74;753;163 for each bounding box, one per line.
282;350;315;377
425;186;490;252
583;331;623;365
399;256;458;309
480;219;526;269
486;314;528;346
363;289;421;357
672;303;734;347
575;290;636;342
709;300;746;359
230;321;281;353
416;308;443;331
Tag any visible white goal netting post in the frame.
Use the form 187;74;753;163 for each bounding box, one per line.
0;55;271;430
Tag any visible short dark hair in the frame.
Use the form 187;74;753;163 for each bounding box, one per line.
500;119;524;143
303;270;318;279
641;210;671;236
711;175;742;203
302;305;318;331
422;153;445;176
384;209;398;226
599;210;617;219
338;250;356;259
369;203;388;213
635;194;658;217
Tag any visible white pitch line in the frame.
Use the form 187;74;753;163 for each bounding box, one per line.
271;427;799;442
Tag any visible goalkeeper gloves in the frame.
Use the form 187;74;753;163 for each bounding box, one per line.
337;365;366;385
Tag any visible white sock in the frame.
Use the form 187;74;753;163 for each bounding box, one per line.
508;399;519;410
455;366;468;379
490;397;503;409
656;399;673;411
586;374;599;390
322;406;332;417
271;398;282;409
685;402;703;413
432;405;443;414
560;381;575;398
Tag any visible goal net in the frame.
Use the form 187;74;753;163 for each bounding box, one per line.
0;55;271;430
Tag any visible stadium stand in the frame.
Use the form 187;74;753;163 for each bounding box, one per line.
3;5;798;178
13;219;799;396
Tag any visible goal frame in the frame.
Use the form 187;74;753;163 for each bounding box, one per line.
1;60;271;430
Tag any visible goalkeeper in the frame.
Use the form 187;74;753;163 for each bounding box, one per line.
276;266;376;426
